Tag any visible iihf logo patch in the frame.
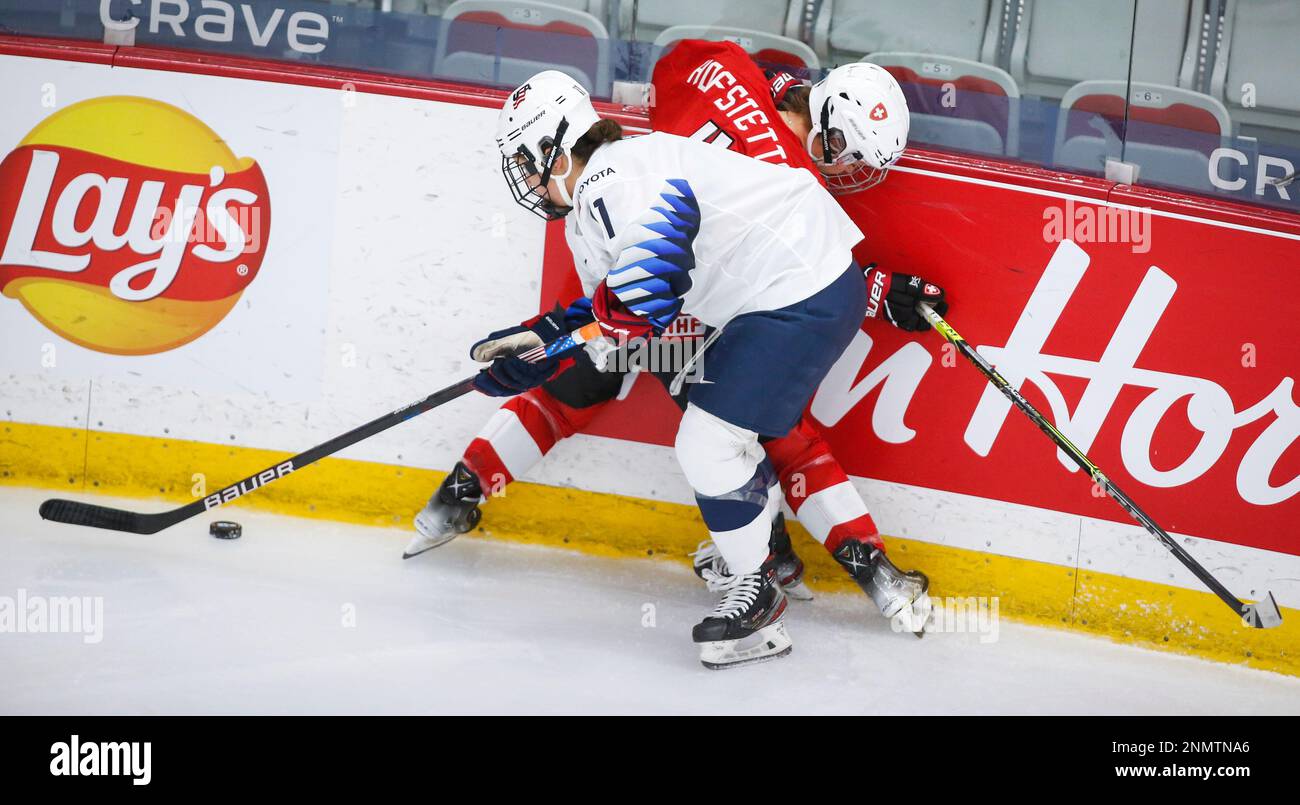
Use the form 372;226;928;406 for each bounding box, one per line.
870;102;889;121
512;84;531;109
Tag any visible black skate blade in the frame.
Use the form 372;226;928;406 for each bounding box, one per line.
700;644;792;671
402;545;434;560
402;542;454;559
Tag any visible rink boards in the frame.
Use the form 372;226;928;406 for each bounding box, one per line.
1;40;1297;675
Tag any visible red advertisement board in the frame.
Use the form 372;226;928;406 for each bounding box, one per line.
543;161;1300;557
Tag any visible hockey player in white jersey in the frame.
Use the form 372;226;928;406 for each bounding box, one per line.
475;70;868;668
412;59;938;638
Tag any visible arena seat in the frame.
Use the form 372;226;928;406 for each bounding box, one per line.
387;0;435;12
1053;80;1231;190
411;0;609;18
433;0;610;94
1210;0;1300;138
1010;0;1204;100
865;51;1020;156
617;0;804;45
374;1;442;75
650;25;821;77
812;0;1007;68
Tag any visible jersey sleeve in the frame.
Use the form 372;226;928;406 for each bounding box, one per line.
570;175;701;332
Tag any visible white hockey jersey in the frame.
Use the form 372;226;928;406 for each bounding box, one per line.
565;132;863;329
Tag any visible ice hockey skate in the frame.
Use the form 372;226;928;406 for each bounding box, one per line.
833;538;932;635
693;559;792;670
404;462;483;559
690;513;813;600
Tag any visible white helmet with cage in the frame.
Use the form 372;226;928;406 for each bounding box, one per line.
807;62;910;195
496;70;601;220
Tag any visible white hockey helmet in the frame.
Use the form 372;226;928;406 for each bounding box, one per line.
496;70;601;220
807;63;910;195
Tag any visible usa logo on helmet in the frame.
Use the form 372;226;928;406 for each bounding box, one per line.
512;84;531;109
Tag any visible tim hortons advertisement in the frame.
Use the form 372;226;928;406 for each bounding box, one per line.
0;56;337;398
541;170;1299;557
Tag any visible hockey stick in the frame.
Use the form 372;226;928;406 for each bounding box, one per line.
39;321;607;536
917;303;1283;629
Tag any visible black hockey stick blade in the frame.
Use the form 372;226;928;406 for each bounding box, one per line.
39;498;172;534
39;375;479;535
36;322;609;536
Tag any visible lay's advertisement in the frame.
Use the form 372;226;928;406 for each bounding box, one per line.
0;58;338;398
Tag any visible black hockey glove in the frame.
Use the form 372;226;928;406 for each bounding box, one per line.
863;264;948;332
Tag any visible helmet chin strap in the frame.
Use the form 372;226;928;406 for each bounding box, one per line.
806;128;826;164
550;153;575;208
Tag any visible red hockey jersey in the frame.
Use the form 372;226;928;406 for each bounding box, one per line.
649;40;821;182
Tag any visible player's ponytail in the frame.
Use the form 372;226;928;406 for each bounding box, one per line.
570;119;623;164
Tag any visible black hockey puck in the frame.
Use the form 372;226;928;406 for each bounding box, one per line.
209;520;242;540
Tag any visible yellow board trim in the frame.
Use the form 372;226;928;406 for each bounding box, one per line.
2;419;1295;675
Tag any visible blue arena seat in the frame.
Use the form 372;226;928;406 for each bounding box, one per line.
651;25;820;77
812;0;1008;68
865;51;1021;156
618;0;805;45
1053;80;1231;189
433;0;611;94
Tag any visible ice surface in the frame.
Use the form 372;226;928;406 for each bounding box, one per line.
2;487;1297;715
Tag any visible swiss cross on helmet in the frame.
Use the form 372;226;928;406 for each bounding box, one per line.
496;70;601;221
807;63;910;195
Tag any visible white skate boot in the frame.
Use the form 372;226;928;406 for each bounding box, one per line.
690;513;813;600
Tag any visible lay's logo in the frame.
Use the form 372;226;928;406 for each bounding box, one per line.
0;96;270;355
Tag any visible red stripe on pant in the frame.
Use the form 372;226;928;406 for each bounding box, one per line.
763;415;884;554
462;386;607;491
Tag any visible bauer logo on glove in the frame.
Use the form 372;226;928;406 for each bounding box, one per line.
863;264;948;332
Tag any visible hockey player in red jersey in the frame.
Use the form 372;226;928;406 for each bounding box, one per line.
407;41;946;635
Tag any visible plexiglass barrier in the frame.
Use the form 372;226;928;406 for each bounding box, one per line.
0;0;1296;213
